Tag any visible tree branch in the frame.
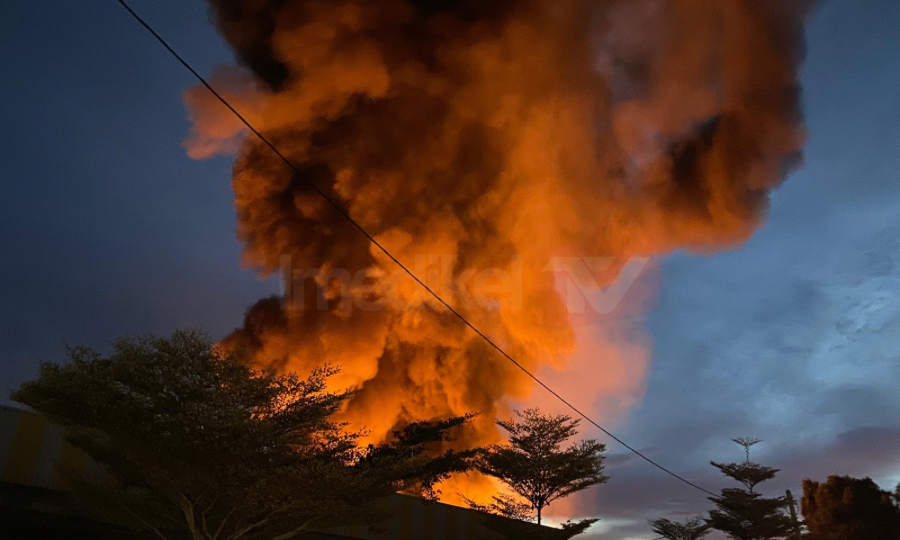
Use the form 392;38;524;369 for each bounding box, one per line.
268;518;318;540
119;501;169;540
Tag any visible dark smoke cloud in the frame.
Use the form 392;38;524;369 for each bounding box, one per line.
187;0;816;501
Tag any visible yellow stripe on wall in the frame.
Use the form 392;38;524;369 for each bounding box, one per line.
52;440;87;490
3;412;49;485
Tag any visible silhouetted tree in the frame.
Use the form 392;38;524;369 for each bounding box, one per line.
707;438;793;540
801;475;900;540
464;493;596;540
648;516;711;540
474;408;606;531
12;330;476;540
465;493;534;521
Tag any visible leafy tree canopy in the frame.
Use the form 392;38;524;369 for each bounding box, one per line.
802;475;900;540
474;408;607;530
12;330;476;540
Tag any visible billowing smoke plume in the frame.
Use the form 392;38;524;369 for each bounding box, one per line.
187;0;814;496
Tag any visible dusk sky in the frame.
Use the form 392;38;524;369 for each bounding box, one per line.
2;1;899;539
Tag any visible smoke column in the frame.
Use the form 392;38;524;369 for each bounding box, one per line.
186;0;815;499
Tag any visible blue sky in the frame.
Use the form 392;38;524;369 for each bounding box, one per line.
1;1;899;538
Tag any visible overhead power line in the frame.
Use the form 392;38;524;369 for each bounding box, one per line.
114;0;717;498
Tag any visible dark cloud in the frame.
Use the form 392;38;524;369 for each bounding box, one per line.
572;5;900;535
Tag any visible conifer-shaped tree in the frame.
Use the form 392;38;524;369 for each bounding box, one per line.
707;438;792;540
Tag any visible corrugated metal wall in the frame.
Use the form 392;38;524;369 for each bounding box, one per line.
0;406;504;540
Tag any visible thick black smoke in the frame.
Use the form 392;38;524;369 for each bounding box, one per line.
186;0;816;501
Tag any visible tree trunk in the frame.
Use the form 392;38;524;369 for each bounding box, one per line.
537;506;542;526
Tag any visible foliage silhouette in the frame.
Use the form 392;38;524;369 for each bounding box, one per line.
13;330;476;540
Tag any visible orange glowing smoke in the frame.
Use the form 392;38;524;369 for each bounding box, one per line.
186;0;815;502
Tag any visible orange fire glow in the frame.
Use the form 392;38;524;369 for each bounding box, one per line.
185;0;814;505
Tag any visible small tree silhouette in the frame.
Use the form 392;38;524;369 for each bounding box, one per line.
474;409;606;527
648;516;710;540
707;438;792;540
